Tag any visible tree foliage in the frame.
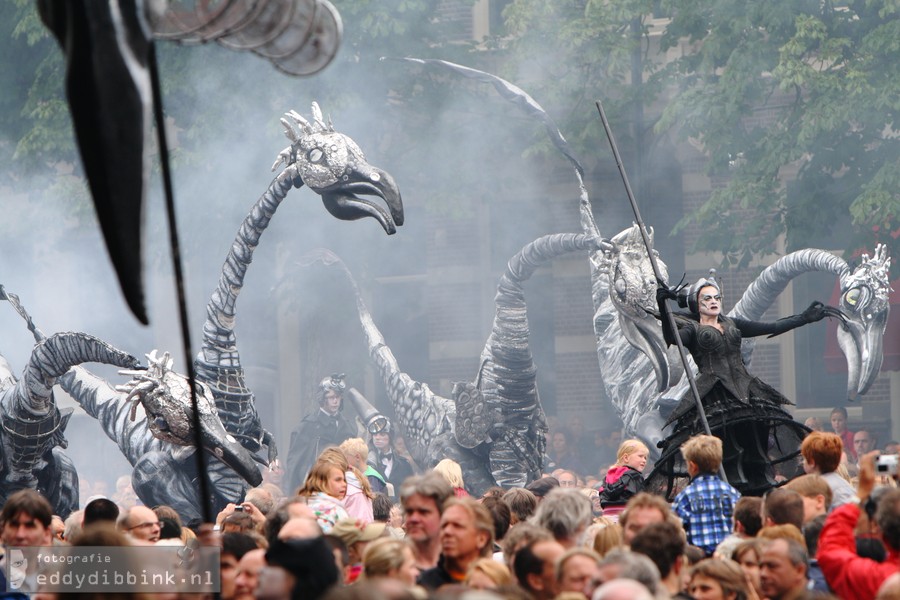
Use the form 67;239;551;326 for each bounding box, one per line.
2;0;898;271
656;0;900;266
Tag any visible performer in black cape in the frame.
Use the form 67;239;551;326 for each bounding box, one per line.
286;374;358;494
649;274;844;497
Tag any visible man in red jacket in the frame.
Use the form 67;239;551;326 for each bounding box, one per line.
818;451;900;599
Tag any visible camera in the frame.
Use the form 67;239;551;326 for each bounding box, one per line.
234;506;244;512
876;454;898;476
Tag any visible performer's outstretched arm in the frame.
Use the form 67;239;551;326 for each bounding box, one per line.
733;301;841;338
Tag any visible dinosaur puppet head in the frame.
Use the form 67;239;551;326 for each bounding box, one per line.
272;103;404;235
603;224;683;391
118;351;263;486
837;244;891;400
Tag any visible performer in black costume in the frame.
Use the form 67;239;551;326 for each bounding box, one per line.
649;274;845;497
286;374;358;494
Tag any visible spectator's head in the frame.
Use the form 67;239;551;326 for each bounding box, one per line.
399;471;452;546
830;406;849;435
803;513;826;557
556;547;602;596
558;470;578;488
265;496;317;546
278;516;323;542
757;524;806;549
223;511;256;535
63;510;84;543
481;495;511;542
300;456;349;500
526;477;560;501
117;505;161;543
0;489;53;547
680;434;723;475
464;556;513;590
875;489;900;551
594;548;661;595
592;578;655;600
532;488;593;547
244;487;275;516
592;521;623;557
733;496;763;536
615;439;650;473
758;538;808;600
371;494;393;523
784;473;832;523
233;547;266;600
854;429;876;457
688;558;749;600
502;521;553;570
339;437;370;472
513;538;566;600
265;535;340;600
629;521;685;579
762;489;804;530
433;458;466;489
619;492;671;546
731;539;763;599
83;497;120;528
331;518;387;565
800;431;843;474
221;532;261;600
885;441;900;455
440;497;495;562
502;487;537;525
362;537;419;586
552;428;572;456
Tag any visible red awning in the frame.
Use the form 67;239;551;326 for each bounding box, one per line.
825;279;900;372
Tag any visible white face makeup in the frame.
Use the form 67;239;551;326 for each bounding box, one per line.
698;286;721;318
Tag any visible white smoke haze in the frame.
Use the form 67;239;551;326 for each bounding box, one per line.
1;6;650;494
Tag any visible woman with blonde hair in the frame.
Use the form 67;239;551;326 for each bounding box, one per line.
688;558;750;600
591;520;623;557
465;557;513;590
433;458;469;497
298;453;350;533
362;537;420;586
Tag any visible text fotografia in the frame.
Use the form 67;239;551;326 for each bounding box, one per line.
6;546;220;593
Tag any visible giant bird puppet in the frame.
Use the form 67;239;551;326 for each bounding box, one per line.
55;104;403;523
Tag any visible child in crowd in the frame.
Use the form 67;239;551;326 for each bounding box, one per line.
298;449;350;533
599;439;648;520
829;406;856;461
672;435;740;556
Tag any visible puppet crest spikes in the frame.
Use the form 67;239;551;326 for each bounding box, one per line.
272;103;335;171
858;243;892;296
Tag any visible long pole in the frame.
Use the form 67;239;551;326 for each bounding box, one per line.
595;100;727;481
149;45;213;524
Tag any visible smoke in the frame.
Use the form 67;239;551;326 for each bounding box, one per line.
1;6;628;495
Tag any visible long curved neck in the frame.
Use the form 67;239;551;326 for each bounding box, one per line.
10;333;137;417
481;233;597;390
198;170;297;366
730;249;849;320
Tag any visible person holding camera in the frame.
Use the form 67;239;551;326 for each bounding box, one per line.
818;451;900;599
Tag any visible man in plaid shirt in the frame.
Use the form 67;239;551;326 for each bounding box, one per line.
672;435;741;556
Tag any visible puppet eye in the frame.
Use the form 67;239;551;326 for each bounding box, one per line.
308;148;324;163
843;287;870;311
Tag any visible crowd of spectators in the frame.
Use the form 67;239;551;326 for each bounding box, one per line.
0;410;898;600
